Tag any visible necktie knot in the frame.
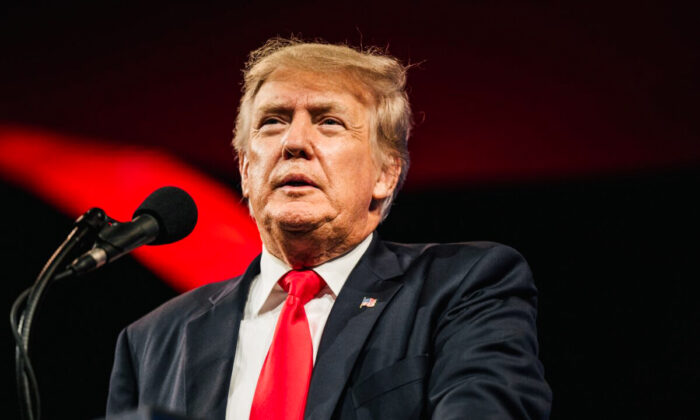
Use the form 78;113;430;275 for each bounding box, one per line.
279;270;324;305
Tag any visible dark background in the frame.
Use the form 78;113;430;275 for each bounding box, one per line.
2;1;699;418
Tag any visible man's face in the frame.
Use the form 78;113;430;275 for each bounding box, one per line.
240;67;396;243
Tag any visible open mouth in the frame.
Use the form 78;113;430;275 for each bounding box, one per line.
278;174;318;189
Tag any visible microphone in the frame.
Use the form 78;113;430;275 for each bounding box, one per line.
69;186;198;275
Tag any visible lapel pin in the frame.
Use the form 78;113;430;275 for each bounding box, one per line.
359;297;377;308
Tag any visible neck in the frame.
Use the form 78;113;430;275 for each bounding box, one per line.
260;224;375;269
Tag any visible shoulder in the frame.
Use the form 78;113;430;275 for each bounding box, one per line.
124;276;243;341
384;240;529;273
380;240;536;301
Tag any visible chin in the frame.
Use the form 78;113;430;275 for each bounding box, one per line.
270;208;327;233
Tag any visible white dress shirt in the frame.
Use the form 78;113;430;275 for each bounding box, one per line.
225;234;373;420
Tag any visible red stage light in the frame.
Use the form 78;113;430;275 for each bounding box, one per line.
0;125;261;291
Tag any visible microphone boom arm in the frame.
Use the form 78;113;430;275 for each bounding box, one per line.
10;208;107;420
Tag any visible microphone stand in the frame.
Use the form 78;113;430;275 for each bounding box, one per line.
9;208;108;420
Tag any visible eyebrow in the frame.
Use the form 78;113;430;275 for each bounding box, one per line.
255;101;350;117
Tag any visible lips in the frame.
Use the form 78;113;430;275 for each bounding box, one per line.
277;174;318;189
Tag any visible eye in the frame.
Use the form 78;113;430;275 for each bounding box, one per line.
261;117;282;126
320;118;343;127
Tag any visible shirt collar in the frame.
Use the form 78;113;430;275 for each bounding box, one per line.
249;233;374;316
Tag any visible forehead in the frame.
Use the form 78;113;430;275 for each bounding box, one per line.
252;68;373;112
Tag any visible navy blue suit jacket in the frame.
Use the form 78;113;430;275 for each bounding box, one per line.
107;236;552;419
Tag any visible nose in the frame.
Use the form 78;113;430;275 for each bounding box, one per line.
281;114;314;160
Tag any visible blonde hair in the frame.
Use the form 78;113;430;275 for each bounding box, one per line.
232;37;413;220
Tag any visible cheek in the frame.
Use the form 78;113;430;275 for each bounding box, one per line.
247;144;274;178
243;157;270;199
334;151;379;197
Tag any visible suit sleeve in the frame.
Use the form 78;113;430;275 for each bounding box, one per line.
428;245;552;419
106;327;139;415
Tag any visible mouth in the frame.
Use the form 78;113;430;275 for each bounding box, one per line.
276;174;319;189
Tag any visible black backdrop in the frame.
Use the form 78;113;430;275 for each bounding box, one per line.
2;1;699;419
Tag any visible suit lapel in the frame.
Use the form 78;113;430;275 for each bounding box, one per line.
183;255;260;419
305;238;404;420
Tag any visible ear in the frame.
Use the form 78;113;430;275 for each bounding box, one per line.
239;153;250;198
372;156;401;201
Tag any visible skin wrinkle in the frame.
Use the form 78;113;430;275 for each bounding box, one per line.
242;67;376;155
240;68;399;269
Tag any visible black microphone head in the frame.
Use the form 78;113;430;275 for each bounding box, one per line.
133;186;198;245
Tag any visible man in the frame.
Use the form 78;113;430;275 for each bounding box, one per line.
107;38;552;419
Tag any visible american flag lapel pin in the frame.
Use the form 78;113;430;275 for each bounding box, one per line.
359;296;377;308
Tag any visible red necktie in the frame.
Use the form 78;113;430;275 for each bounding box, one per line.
250;270;324;420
